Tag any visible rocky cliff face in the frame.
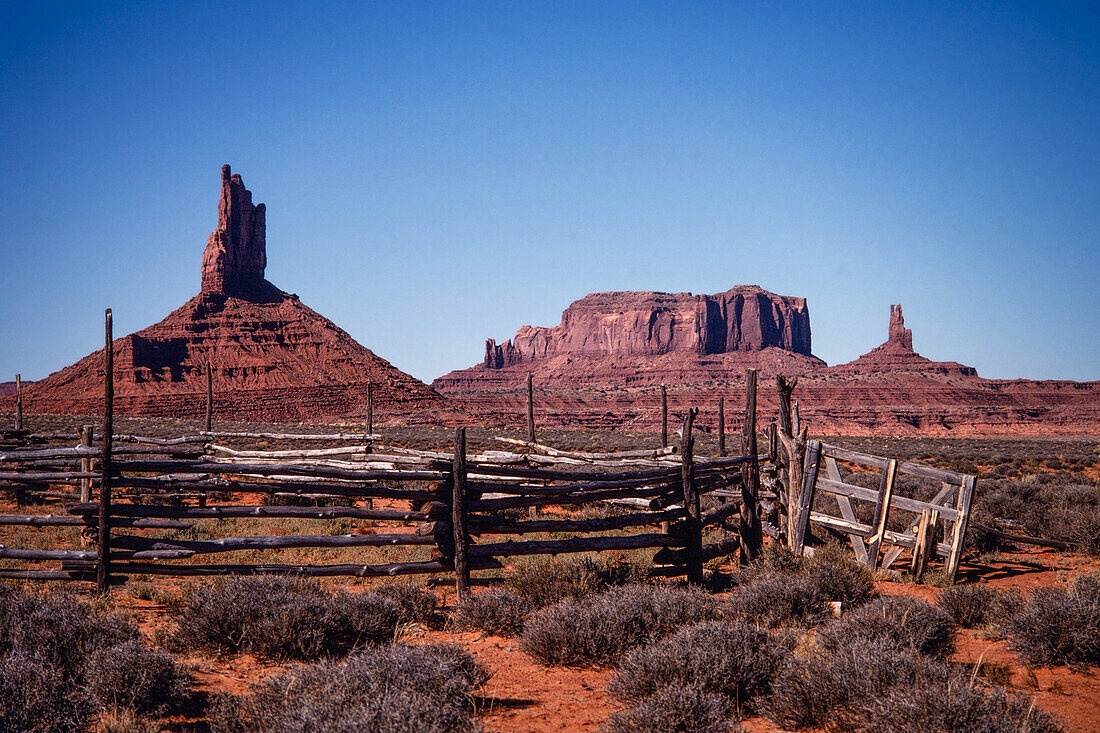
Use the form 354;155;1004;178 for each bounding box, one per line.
482;286;812;368
19;165;444;422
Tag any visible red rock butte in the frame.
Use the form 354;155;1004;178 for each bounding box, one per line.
16;165;443;422
436;287;827;392
435;296;1099;437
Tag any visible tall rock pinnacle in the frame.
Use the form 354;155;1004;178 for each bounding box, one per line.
201;164;268;296
888;304;914;351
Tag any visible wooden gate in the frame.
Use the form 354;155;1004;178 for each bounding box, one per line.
792;440;976;580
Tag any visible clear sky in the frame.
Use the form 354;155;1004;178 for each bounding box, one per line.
1;2;1097;384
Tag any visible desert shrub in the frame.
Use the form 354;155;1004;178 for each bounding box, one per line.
609;620;792;710
803;551;878;605
725;545;877;627
937;584;1002;628
764;638;1061;733
0;585;139;677
604;684;739;733
209;643;487;733
765;639;941;731
521;584;718;667
374;583;441;626
84;640;190;716
1007;573;1100;667
817;596;955;658
454;590;533;636
174;576;402;660
504;556;646;607
859;679;1064;733
730;575;828;627
0;651;91;733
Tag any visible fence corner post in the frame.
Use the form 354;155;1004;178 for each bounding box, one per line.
97;309;114;593
452;426;470;601
660;385;668;448
681;408;702;584
739;369;762;563
14;373;22;431
792;439;822;557
526;373;535;444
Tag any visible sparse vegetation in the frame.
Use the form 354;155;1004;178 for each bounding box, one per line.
1007;572;1100;667
605;683;740;733
454;589;534;636
938;584;1021;628
817;596;956;658
521;584;718;667
209;643;488;733
173;575;403;660
765;637;1063;733
609;620;792;711
0;586;189;731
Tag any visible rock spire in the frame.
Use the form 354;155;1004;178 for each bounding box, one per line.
888;304;913;351
201;164;268;296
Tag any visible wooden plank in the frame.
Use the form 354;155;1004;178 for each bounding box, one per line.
815;478;959;521
739;370;762;562
867;459;898;569
819;443;971;485
824;457;869;565
792;440;822;555
808;512;951;556
910;509;934;579
946;475;977;580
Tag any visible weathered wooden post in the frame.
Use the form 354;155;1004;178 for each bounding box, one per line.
792;439;822;556
526;373;535;444
867;459;898;568
452;427;470;601
204;363;213;433
681;408;702;584
80;425;94;503
366;382;374;437
14;373;22;431
776;375;808;548
717;396;725;457
97;309;114;593
739;370;762;562
660;385;668;448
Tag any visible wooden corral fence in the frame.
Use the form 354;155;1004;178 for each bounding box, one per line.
0;418;756;598
1;310;997;592
792;440;977;580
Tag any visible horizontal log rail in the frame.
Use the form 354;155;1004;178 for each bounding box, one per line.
466;507;687;535
468;533;680;558
65;503;430;523
110;532;436;556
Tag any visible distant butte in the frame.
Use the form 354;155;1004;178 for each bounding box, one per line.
829;304;977;376
16;165;444;423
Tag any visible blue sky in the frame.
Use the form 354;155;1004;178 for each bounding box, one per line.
1;2;1097;383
